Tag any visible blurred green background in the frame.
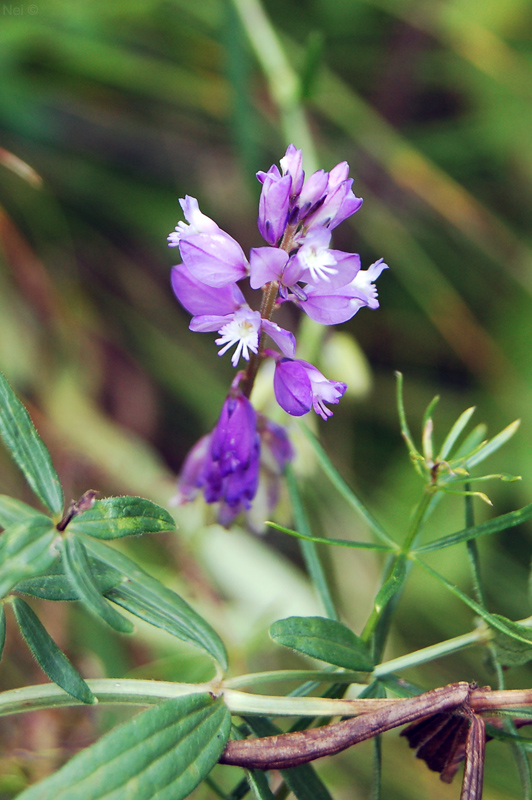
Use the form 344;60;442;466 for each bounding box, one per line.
1;0;532;797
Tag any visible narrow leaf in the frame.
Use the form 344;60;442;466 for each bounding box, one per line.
62;534;134;634
16;560;122;601
68;496;175;540
11;596;94;704
0;495;45;528
82;536;228;669
266;521;393;552
286;466;337;621
16;693;231;800
373;555;407;614
270;616;374;671
299;424;395;547
490;616;532;667
0;371;63;515
416;503;532;553
464;419;520;468
438;406;476;460
246;770;276;800
0;517;58;598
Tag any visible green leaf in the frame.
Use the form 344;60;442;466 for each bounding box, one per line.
0;517;58;598
266;521;394;552
16;559;122;601
464;419;520;468
16;693;231;800
373;555;407;615
270;616;374;671
415;502;532;553
68;496;175;539
489;615;532;667
298;424;395;547
0;371;63;515
245;770;276;800
0;605;6;661
62;534;134;634
438;406;476;460
245;717;333;800
11;596;95;704
0;494;46;528
82;536;228;670
286;465;337;620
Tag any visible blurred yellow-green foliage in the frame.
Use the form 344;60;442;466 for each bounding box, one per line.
1;0;532;797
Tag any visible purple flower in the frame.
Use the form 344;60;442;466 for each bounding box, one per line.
174;389;260;525
172;264;295;365
257;167;292;246
168;196;249;288
273;357;347;420
297;259;389;325
174;387;294;527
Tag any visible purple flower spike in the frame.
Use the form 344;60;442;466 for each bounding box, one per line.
274;358;347;420
174;389;261;526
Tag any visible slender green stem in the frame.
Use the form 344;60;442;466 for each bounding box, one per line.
286;464;338;619
224;669;364;689
372;629;482;677
401;488;434;553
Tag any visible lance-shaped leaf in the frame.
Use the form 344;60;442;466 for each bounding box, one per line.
0;371;63;515
0;495;46;528
270;616;374;671
11;596;95;704
16;560;121;601
82;536;228;670
61;533;134;634
68;497;176;540
16;692;231;800
489;615;532;667
416;503;532;553
0;517;59;598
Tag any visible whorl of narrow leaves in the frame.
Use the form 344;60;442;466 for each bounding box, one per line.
16;693;231;800
0;371;63;516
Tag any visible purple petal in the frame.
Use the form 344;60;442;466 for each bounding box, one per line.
273;359;313;416
249;247;289;290
258;173;291;245
179;232;249;287
171;265;245;316
262;319;296;357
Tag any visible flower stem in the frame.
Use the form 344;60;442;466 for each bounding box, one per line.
241;279;279;398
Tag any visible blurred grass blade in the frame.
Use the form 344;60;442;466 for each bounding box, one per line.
82;536;228;670
438;407;476;460
464;420;520;468
452;424;487;461
68;496;175;539
266;521;393;551
11;596;95;704
62;533;134;634
0;605;5;660
0;517;58;598
0;371;63;516
0;495;46;527
286;465;337;621
16;693;231;800
270;616;374;671
298;424;396;547
415;503;532;553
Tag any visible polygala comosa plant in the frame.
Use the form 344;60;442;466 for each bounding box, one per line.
1;147;532;800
